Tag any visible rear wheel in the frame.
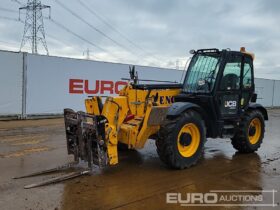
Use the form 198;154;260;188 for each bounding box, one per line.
156;110;206;169
231;110;265;153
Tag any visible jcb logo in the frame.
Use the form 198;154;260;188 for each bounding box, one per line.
225;101;237;108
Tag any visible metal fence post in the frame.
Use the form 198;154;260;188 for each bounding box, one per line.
272;80;275;107
21;52;27;119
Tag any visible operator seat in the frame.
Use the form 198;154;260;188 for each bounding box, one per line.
220;74;239;90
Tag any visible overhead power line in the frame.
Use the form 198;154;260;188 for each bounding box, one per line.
0;6;26;18
0;13;115;61
76;0;163;64
45;33;102;60
49;18;124;62
54;0;140;59
10;0;24;6
0;15;23;23
49;18;106;52
0;6;18;13
76;0;140;50
6;0;163;66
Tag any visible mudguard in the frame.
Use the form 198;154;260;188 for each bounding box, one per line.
248;103;268;120
167;102;204;117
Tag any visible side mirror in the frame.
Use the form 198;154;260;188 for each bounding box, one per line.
251;93;257;102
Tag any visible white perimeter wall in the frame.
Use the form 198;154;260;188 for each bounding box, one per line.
255;78;274;107
26;54;182;115
273;81;280;106
0;50;279;118
0;51;23;116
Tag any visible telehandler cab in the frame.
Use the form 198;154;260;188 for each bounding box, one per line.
64;47;268;170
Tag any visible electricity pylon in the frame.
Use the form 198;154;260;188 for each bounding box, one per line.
19;0;51;55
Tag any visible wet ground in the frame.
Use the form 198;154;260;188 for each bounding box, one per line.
0;110;280;210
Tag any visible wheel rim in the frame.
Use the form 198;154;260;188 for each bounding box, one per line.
177;123;200;157
248;118;261;145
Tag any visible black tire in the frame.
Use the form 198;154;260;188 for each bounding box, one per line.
156;110;206;169
231;110;265;153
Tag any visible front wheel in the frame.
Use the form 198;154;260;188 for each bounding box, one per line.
156;110;206;169
231;110;265;153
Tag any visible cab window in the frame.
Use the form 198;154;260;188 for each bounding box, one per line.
243;59;253;89
220;55;241;90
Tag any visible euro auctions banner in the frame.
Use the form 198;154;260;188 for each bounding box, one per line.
26;54;182;115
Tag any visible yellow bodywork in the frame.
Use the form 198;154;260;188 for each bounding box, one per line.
85;84;181;165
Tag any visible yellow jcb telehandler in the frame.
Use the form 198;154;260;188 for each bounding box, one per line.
15;48;268;188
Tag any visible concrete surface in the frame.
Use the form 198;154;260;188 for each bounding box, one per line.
0;110;280;210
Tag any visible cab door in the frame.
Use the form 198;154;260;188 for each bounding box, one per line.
240;56;254;109
216;53;242;118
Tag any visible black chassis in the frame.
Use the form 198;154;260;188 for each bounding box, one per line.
167;49;268;138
